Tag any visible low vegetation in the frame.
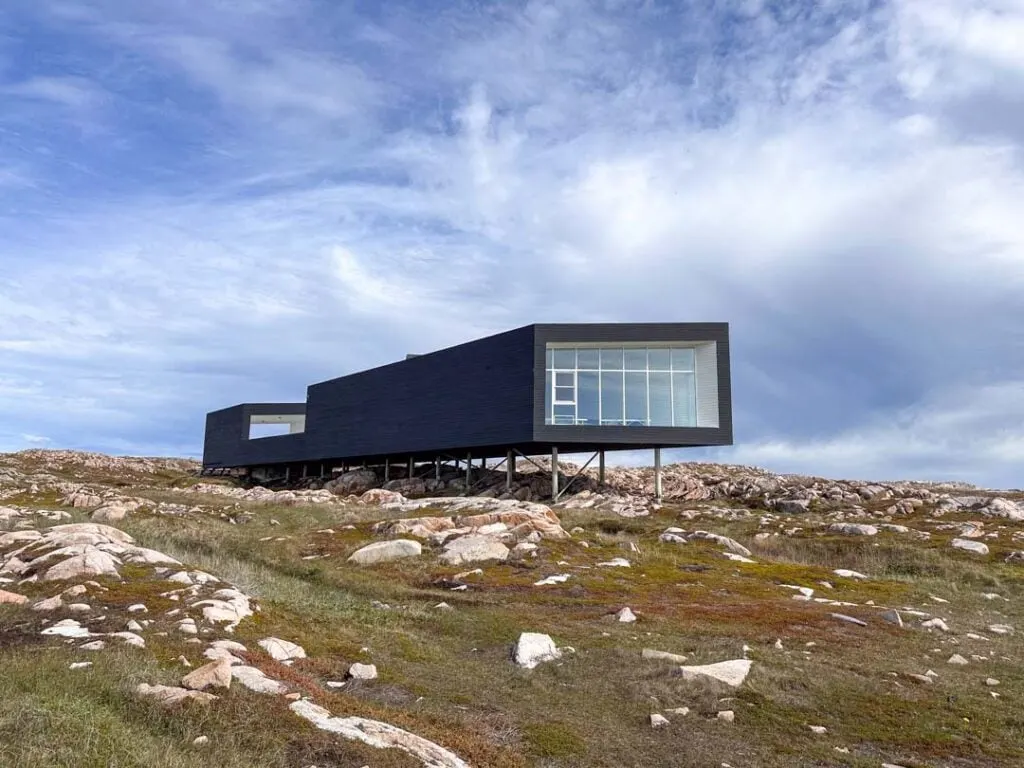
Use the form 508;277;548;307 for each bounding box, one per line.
0;449;1022;767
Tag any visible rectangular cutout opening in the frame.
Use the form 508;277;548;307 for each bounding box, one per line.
248;413;306;439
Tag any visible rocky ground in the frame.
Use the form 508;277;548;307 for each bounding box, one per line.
0;449;1021;767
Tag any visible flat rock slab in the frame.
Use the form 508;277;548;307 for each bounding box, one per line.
258;637;306;662
951;538;989;556
438;535;509;566
678;659;752;688
290;699;471;768
231;666;289;695
137;683;218;706
829;523;879;536
43;548;121;581
348;540;422;565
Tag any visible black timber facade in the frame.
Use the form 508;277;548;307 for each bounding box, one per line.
202;323;732;471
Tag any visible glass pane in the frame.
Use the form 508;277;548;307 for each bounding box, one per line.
577;372;599;426
673;372;696;426
649;372;672;426
624;349;647;370
671;348;694;371
554;371;575;387
553;404;575;425
648;348;671;370
546;347;553;369
625;371;647;425
545;370;552;422
553;348;575;369
577;348;600;369
600;371;623;423
600;348;623;370
555;386;575;403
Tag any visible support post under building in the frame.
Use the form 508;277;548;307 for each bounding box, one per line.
506;449;514;491
654;447;662;502
551;447;559;500
598;450;605;485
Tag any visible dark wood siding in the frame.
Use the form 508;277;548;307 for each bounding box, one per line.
202;403;307;468
300;325;536;462
202;323;733;469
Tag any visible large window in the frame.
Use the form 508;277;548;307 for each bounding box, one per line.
544;345;696;426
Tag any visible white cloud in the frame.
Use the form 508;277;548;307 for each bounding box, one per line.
3;76;101;109
726;382;1024;486
1;0;1024;486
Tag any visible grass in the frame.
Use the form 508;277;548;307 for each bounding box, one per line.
2;458;1023;767
0;642;419;768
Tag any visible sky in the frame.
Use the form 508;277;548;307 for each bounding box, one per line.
1;0;1023;488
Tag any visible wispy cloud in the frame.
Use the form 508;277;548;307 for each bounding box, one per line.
0;0;1022;486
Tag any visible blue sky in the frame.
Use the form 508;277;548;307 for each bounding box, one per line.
2;0;1023;487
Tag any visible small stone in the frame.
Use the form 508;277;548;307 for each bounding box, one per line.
642;648;688;664
809;725;827;734
127;604;147;613
597;558;631;568
717;710;735;722
534;574;571;586
347;663;378;680
830;613;867;627
947;654;969;666
80;640;106;651
881;609;904;627
192;736;208;747
833;569;868;580
922;618;950;632
32;595;64;612
985;678;1000;686
69;662;92;670
0;589;28;605
988;624;1014;636
650;713;670;728
182;659;233;691
668;707;690;716
513;632;562;669
177;619;198;635
616;607;637;623
678;659;752;687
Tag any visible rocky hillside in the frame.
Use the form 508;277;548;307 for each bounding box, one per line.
1;449;1022;767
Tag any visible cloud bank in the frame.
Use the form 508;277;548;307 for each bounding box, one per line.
1;0;1022;487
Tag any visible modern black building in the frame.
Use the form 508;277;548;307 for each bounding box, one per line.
202;323;732;498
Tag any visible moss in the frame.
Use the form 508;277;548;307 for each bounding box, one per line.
522;721;587;759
